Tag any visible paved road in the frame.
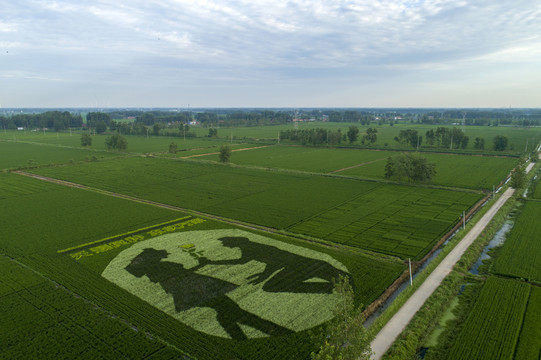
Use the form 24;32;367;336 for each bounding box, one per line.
370;187;515;359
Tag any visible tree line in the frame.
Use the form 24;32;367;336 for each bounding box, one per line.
0;111;83;131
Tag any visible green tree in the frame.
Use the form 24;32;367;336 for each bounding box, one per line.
384;153;436;182
80;133;92;147
153;123;161;136
474;137;485;150
95;120;107;134
394;129;421;148
510;168;526;189
219;145;231;163
105;133;128;150
208;128;218;137
346;126;359;144
363;127;377;144
169;142;178;154
425;129;435;145
311;275;372;360
493;135;508;151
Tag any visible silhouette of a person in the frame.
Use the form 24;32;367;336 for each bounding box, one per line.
199;237;348;294
126;248;292;340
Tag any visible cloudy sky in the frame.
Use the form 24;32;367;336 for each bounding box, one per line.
1;0;540;108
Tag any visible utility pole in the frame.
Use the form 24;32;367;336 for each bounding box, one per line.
463;210;466;229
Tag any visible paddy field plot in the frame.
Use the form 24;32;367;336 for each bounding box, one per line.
30;157;483;259
0;256;180;359
338;152;517;190
1;130;261;155
446;277;532;360
0;172;181;257
1;172;405;359
492;200;541;283
195;145;518;190
0;140;116;170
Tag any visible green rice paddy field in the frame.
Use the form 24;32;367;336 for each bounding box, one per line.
0;172;404;359
1;123;534;359
195;145;518;190
29;156;483;260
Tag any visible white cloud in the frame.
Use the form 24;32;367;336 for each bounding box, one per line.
1;0;540;107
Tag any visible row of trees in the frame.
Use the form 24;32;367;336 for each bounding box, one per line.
280;128;344;146
0;111;83;131
394;127;508;151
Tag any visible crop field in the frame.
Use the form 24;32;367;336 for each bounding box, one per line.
196;145;395;173
0;130;251;154
0;256;181;359
446;277;531;360
0;140;116;170
339;152;517;190
287;185;480;259
195;144;517;190
29;156;482;259
0;172;182;257
1;171;405;359
514;286;541;360
492;201;541;283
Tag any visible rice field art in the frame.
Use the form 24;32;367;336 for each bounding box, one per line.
102;229;349;340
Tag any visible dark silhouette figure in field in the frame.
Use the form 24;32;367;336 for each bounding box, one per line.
199;237;348;294
125;248;291;340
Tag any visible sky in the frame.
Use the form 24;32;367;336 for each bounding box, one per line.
1;0;540;108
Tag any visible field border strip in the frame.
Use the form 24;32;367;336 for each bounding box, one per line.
56;216;193;254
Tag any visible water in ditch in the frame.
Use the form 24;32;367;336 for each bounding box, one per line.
469;222;513;275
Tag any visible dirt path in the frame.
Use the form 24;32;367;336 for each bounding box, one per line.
181;145;272;158
370;186;515;359
328;158;386;174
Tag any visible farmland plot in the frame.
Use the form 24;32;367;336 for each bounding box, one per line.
195;145;395;173
0;140;115;170
0;173;181;257
288;185;481;259
339;152;517;190
0;256;182;359
1;172;404;359
514;286;541;359
446;277;530;360
492;201;541;283
30;157;482;259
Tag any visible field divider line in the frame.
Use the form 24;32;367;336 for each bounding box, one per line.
328;157;387;174
180;144;273;158
370;186;515;359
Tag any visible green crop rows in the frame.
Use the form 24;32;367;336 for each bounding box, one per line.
1;171;405;359
0;173;182;257
446;277;530;360
196;145;395;173
288;185;481;259
514;286;541;359
492;201;541;283
0;256;182;359
339;152;517;190
30;156;482;259
196;145;518;190
0;140;115;170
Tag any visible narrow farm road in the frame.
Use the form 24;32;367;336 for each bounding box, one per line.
370;187;515;359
